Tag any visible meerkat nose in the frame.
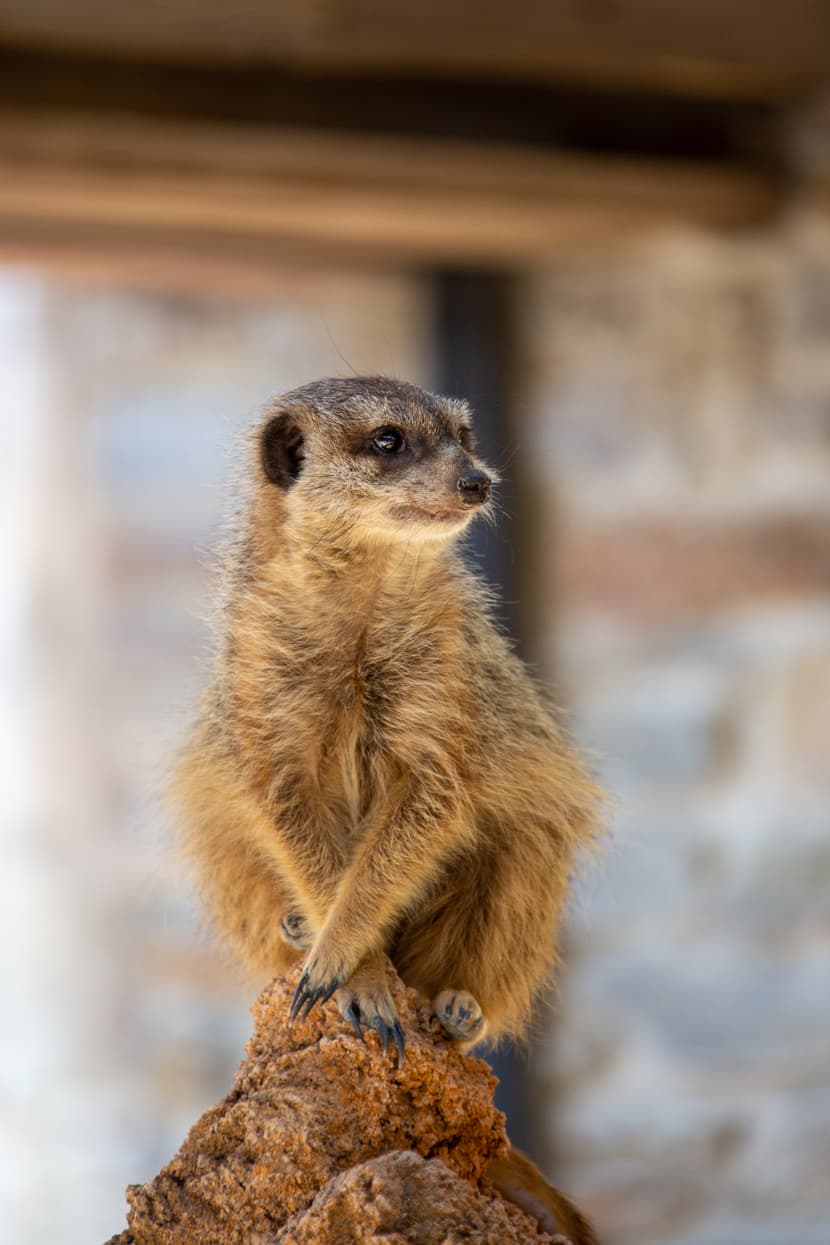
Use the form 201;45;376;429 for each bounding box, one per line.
458;470;492;507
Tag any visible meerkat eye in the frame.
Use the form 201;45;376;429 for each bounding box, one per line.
371;427;407;454
457;426;474;451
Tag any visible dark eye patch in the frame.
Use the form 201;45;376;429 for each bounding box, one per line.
457;426;475;451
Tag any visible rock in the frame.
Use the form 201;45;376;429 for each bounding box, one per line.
279;1150;557;1244
106;962;560;1244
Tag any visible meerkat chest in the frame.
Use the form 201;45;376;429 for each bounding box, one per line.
285;619;453;813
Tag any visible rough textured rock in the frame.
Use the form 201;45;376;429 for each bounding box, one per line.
278;1151;555;1244
107;962;557;1243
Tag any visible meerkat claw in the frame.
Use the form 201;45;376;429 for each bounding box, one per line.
298;989;320;1021
392;1019;406;1064
371;1014;389;1057
289;971;309;1018
289;972;338;1022
368;1014;405;1066
344;1001;364;1041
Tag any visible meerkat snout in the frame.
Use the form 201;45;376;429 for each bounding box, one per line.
457;469;491;507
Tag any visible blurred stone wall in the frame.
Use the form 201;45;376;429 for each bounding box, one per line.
523;214;830;1245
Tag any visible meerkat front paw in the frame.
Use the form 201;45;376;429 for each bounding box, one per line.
433;989;486;1044
335;952;405;1064
279;911;313;951
336;974;405;1066
288;934;352;1022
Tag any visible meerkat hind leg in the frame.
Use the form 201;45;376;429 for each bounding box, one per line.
279;911;313;951
433;988;487;1045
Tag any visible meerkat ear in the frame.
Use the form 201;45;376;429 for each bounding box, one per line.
261;413;305;488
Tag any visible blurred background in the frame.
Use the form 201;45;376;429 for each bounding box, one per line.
1;6;829;1245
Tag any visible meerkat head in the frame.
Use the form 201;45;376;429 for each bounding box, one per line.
258;376;497;546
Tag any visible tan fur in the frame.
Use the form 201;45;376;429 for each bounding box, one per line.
172;376;603;1045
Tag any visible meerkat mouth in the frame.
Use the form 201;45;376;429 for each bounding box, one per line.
390;504;470;524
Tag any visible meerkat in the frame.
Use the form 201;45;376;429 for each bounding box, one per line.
174;375;601;1050
173;376;603;1243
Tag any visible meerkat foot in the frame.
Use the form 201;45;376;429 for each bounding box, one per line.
279;912;313;951
336;977;405;1065
433;989;486;1044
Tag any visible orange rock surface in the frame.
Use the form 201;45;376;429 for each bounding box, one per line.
105;962;559;1243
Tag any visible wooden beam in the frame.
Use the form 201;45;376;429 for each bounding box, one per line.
0;1;828;100
0;47;779;164
0;111;778;272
